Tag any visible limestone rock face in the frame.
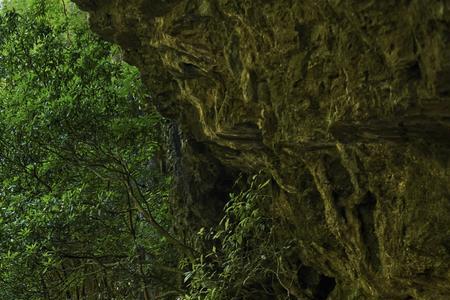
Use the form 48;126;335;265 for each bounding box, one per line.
73;0;450;298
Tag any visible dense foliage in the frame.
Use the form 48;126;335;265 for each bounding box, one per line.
183;175;299;300
0;1;182;299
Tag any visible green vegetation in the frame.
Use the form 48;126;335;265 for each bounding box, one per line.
0;1;181;298
183;175;298;300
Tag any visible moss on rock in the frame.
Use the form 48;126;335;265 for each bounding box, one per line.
73;0;450;298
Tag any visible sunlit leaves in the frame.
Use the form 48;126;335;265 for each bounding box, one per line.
0;1;176;299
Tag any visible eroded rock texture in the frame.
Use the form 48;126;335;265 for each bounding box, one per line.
73;0;450;298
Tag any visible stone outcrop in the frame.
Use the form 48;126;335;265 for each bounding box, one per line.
73;0;450;298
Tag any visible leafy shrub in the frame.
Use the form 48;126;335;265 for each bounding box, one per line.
183;174;297;300
0;1;181;299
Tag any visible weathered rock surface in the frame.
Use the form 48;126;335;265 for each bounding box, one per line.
73;0;450;298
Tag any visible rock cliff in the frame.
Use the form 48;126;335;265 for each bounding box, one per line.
73;0;450;298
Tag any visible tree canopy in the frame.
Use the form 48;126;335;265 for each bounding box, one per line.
0;1;183;299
